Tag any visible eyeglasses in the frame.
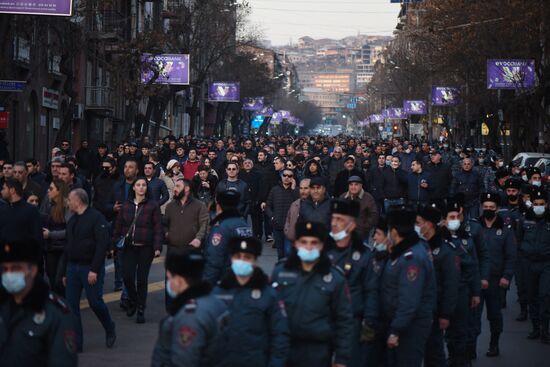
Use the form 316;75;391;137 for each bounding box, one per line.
283;174;293;178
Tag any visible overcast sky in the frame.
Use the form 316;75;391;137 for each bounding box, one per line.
246;0;402;45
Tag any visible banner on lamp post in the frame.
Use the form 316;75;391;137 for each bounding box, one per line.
141;54;190;85
404;100;427;115
0;0;72;16
370;114;384;123
242;97;264;111
487;59;536;89
387;107;406;120
431;87;461;106
208;82;240;102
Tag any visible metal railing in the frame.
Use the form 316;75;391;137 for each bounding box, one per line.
88;10;128;38
85;86;114;109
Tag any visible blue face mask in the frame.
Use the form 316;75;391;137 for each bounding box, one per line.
231;259;254;277
1;272;26;294
166;279;178;299
297;248;320;263
414;225;426;240
374;243;387;252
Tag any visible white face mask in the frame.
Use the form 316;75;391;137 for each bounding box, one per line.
525;200;533;208
374;243;387;252
522;175;529;182
532;180;542;187
446;219;461;232
1;272;27;294
330;223;352;241
533;205;546;216
414;225;426;240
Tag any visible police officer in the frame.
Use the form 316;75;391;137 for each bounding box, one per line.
416;203;459;367
381;205;436;367
519;188;550;344
326;199;381;367
213;236;290;367
0;240;77;366
475;193;516;356
152;250;228;366
203;190;252;286
272;221;353;367
442;198;480;367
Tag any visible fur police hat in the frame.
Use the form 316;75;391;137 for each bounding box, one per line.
527;167;542;179
216;189;241;208
531;188;547;202
480;192;500;206
495;167;510;180
0;240;42;264
504;178;521;190
386;205;416;228
228;236;262;257
295;221;327;242
165;249;205;278
443;193;465;215
375;216;388;233
417;202;442;224
331;199;360;218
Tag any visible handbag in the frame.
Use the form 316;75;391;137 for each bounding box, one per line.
115;205;143;250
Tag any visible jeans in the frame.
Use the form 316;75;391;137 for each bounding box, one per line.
65;262;114;351
123;245;155;308
384;198;405;213
114;250;128;300
273;229;285;260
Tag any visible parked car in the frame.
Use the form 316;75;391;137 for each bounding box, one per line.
511;152;550;168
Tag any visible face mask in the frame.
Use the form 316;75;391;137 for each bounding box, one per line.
525;200;533;208
166;279;178;298
385;160;391;166
414;225;426;240
231;259;254;277
482;209;497;220
1;272;26;294
533;205;546;216
532;180;542;187
507;194;518;202
497;162;504;168
443;144;449;149
329;223;351;241
374;243;387;252
297;248;320;263
446;219;461;232
522;175;529;182
478;159;485;165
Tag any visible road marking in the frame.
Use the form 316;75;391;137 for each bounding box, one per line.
80;280;166;310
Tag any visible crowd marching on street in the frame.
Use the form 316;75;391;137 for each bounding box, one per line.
1;134;550;367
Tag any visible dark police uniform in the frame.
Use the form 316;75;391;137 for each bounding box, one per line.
203;208;252;286
517;194;550;343
381;233;436;367
0;240;77;367
213;268;290;367
475;210;516;354
327;232;381;367
445;228;480;366
271;251;354;367
424;233;459;367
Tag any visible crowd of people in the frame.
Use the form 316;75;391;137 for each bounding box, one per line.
0;133;548;367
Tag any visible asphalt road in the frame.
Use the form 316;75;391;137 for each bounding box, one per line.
78;244;548;367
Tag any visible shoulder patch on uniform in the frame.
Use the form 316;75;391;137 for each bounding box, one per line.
178;326;197;347
49;293;70;313
211;233;223;246
406;265;420;282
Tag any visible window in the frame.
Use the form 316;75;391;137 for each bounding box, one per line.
13;37;30;63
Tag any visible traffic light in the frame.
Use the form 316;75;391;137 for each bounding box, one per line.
393;124;398;131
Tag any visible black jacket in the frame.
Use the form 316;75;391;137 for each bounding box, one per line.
368;166;387;201
93;173;119;221
266;184;299;230
382;167;408;199
426;161;452;200
65;207;109;273
0;199;43;245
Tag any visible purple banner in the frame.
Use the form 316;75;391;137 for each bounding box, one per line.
403;100;427;115
369;114;384;123
271;112;283;124
431;87;461;106
387;107;406;120
242;97;264;111
279;110;291;119
259;106;274;117
208;82;240;102
487;59;536;89
0;0;72;16
141;54;190;85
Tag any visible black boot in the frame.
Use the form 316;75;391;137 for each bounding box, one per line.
126;302;137;317
516;304;528;321
527;320;541;339
468;344;477;360
486;333;500;357
541;320;550;344
136;306;145;324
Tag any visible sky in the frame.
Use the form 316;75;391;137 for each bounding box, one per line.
246;0;402;46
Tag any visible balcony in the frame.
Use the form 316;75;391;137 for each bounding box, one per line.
85;86;114;112
87;10;128;40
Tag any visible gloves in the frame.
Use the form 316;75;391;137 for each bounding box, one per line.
360;321;376;344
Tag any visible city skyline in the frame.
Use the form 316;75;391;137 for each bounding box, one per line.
247;0;402;45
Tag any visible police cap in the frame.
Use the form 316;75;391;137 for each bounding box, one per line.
228;236;262;257
295;221;327;242
417;202;442;224
216;189;241;208
375;216;388;233
165;249;204;278
386;205;416;228
531;188;547;202
0;240;42;264
527;167;542;179
331;198;360;218
480;192;500;206
504;178;521;190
